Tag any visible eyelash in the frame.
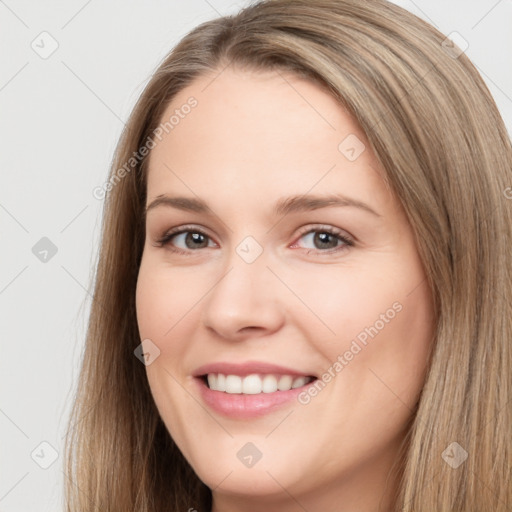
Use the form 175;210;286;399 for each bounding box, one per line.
153;224;354;257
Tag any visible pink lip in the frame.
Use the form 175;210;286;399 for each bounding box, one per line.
192;361;315;378
194;377;313;419
192;361;317;419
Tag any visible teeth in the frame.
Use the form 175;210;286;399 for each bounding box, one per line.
242;374;262;394
207;374;217;390
216;373;226;392
225;375;242;394
206;373;312;394
262;374;278;393
291;376;307;388
277;375;293;391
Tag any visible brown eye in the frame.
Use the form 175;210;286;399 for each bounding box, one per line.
155;227;216;254
310;231;340;250
178;232;210;249
292;226;354;254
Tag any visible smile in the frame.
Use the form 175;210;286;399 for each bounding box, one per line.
205;373;314;394
192;362;318;418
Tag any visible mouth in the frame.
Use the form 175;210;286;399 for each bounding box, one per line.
192;363;318;418
200;373;316;394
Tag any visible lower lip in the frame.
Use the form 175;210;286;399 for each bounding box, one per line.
195;377;314;418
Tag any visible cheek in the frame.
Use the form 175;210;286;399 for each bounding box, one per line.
135;262;200;452
369;277;435;399
293;253;434;408
135;259;200;341
302;276;434;469
283;256;432;349
135;256;211;389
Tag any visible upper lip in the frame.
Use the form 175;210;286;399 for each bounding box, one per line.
193;361;317;378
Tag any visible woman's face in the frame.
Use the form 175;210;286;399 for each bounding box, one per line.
136;67;435;510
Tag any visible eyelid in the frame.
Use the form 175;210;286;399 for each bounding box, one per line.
153;222;355;255
292;224;354;243
153;224;217;247
288;225;355;256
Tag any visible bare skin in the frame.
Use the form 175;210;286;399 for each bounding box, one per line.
136;66;435;512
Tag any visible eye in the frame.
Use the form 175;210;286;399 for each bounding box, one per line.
153;224;354;257
290;225;354;255
153;225;216;255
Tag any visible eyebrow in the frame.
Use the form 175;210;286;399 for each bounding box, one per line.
145;193;381;218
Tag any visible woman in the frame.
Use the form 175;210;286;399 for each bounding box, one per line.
64;0;512;510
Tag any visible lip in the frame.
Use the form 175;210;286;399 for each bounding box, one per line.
192;361;316;378
194;376;315;419
192;361;317;419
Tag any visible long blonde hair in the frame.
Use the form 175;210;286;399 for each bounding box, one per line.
64;1;512;510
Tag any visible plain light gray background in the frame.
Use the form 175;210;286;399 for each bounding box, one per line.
1;1;511;510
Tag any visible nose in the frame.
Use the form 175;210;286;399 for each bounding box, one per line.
200;250;285;342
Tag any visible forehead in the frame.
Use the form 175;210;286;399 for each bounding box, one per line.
145;66;389;212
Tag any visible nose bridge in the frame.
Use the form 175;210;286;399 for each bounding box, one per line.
200;235;284;339
219;233;270;293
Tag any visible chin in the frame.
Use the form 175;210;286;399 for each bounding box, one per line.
184;438;318;499
198;464;296;498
